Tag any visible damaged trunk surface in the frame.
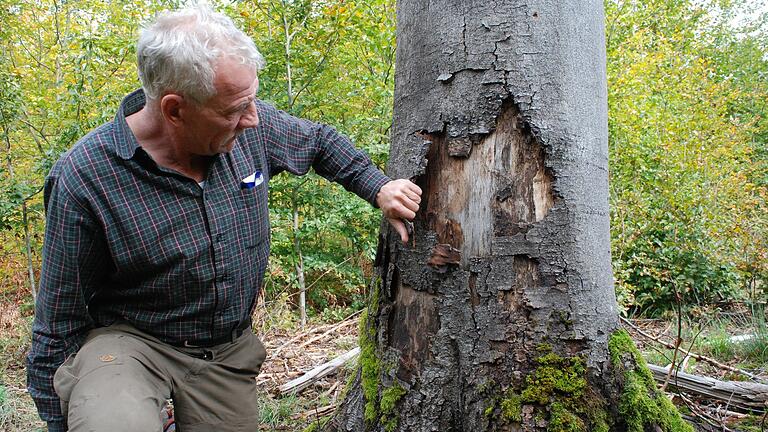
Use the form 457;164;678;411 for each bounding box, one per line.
328;1;691;431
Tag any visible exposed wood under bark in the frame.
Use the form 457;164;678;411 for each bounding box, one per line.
426;243;462;270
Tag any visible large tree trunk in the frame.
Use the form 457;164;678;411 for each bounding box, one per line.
327;1;691;431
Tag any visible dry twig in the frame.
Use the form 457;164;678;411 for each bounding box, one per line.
620;316;764;382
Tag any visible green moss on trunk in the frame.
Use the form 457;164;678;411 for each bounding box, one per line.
608;330;693;432
359;286;381;424
482;331;692;431
356;282;407;431
485;346;609;431
380;384;407;431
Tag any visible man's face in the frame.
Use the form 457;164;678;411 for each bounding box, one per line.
182;57;260;156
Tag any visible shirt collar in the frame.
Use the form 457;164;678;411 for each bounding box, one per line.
114;89;147;160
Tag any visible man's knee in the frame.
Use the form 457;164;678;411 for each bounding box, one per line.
53;328;171;431
66;386;164;432
55;348;167;431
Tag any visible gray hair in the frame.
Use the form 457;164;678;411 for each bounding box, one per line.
137;4;265;104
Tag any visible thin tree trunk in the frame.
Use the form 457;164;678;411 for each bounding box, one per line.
328;1;691;431
280;0;294;110
290;176;310;328
277;0;309;326
294;199;307;328
23;202;37;301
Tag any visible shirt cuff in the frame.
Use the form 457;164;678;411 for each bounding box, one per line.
47;420;67;432
363;168;392;208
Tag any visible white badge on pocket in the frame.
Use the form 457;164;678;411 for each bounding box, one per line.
241;171;263;189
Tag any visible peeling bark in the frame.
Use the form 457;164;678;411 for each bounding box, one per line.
327;1;689;431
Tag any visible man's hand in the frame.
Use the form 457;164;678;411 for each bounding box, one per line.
376;179;422;244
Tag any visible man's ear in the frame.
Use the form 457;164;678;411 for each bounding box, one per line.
159;94;185;126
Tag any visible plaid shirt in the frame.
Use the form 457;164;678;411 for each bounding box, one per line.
27;89;390;428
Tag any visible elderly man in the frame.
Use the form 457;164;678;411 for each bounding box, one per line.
27;5;420;432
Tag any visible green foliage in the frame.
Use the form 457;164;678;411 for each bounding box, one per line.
617;214;740;315
608;330;693;432
0;311;43;431
229;0;396;310
0;385;6;413
258;392;300;427
696;305;768;367
607;0;768;315
0;381;40;432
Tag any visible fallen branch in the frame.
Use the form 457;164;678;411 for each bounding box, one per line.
277;347;360;396
647;363;768;413
620;317;764;383
294;403;337;420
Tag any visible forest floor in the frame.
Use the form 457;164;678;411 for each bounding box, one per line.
1;290;767;432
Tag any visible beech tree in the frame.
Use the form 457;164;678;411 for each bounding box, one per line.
326;1;692;431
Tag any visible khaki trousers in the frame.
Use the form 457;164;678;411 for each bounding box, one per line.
53;322;267;432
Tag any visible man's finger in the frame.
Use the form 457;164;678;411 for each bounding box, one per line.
388;218;410;244
404;189;422;204
406;182;423;196
400;198;419;214
397;206;416;220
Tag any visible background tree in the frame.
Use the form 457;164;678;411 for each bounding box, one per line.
328;0;691;430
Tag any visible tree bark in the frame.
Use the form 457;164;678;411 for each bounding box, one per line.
327;1;691;431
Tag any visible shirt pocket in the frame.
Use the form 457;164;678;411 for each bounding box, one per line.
235;180;270;248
